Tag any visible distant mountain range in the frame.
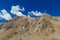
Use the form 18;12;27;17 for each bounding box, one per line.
0;14;60;40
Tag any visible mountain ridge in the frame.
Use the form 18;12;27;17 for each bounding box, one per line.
0;14;60;40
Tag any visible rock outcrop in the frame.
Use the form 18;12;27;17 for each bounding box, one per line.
0;14;60;40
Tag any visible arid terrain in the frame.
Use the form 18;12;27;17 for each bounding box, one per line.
0;14;60;40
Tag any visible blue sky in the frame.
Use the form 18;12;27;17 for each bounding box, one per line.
0;0;60;23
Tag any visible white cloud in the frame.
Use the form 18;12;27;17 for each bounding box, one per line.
10;5;25;16
0;14;3;19
0;9;12;20
0;5;47;22
28;11;44;17
28;15;30;17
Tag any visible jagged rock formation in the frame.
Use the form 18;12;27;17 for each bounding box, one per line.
0;14;60;40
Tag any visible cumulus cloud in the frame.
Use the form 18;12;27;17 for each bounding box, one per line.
28;11;44;17
0;5;47;22
27;15;30;17
10;5;25;16
0;9;12;20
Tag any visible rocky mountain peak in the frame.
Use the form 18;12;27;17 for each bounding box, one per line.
0;14;60;40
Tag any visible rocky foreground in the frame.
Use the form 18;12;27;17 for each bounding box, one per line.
0;14;60;40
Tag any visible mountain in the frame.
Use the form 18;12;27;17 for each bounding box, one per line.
0;14;60;40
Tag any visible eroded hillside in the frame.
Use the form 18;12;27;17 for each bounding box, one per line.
0;14;60;40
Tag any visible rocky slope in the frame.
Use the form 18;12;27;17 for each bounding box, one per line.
0;14;60;40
